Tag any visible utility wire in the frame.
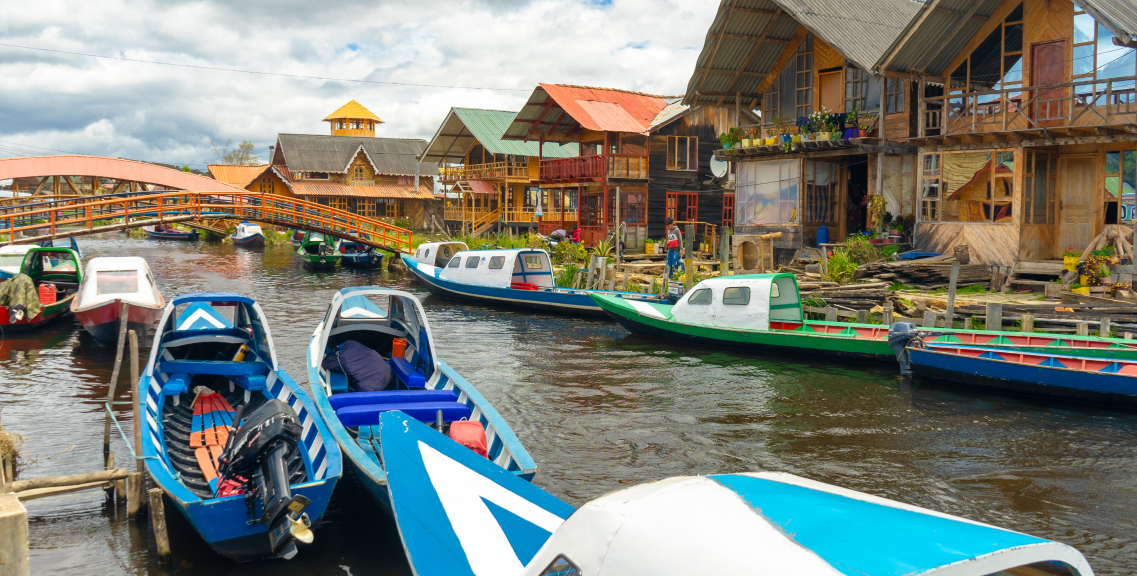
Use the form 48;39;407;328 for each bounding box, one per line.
0;42;531;92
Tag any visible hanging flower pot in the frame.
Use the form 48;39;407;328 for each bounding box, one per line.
765;136;778;146
741;138;752;148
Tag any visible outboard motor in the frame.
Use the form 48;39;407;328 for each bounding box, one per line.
888;321;920;376
218;400;313;560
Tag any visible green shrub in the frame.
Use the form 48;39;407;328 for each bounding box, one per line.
824;250;858;283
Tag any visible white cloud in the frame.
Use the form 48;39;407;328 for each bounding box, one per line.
0;0;718;167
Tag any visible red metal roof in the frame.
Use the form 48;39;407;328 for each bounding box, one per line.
464;180;496;194
0;155;246;192
540;84;670;133
292;183;435;200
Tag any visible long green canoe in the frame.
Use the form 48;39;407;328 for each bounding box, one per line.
591;273;1137;363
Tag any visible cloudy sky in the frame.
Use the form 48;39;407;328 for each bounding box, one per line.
0;0;719;168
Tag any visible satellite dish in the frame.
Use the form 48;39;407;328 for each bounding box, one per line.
710;156;728;179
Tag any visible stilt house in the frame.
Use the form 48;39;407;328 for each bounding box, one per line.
874;0;1136;274
688;0;924;265
421;108;578;235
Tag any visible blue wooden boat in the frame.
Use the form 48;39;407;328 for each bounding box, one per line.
290;229;304;248
37;237;83;259
142;224;199;241
403;242;665;317
336;234;384;269
379;409;1095;576
306;287;536;511
140;292;342;561
230;220;265;247
902;341;1137;407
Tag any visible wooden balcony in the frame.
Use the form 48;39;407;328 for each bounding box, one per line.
917;76;1136;143
538;154;648;183
440;161;530;183
443;206;494;221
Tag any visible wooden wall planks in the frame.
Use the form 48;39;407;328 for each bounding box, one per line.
915;221;1021;266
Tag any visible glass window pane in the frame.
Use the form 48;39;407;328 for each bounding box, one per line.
942;152;993;222
465;257;480;268
1122;151;1137;222
1003;56;1023;83
489;256;505;269
1106;176;1121;199
1107;151;1121;174
1073;44;1095;76
688;288;712;305
96;270;138;295
1004;23;1023;53
1074;13;1095;43
723;286;751;305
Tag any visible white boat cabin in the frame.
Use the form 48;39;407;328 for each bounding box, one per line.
437;249;554;289
234;221;263;238
0;245;35;277
412;242;469;268
76;257;163;309
671;274;802;330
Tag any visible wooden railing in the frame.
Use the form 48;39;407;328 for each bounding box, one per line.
470;209;500;236
440;161;530;183
502;207;537;222
0;191;413;252
920;75;1137;137
606;154;648;179
443;206;494;221
538;154;648;182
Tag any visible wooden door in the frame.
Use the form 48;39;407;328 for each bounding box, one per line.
1031;41;1066;125
819;71;842;112
1057;156;1096;252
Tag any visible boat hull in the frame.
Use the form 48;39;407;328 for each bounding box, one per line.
72;299;163;344
909;347;1137;407
231;233;265;247
0;296;75;332
341;253;384;269
403;255;660;317
301;257;338;270
144;229;199;241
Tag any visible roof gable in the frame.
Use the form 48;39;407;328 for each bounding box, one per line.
275;134;439;176
502;84;672;142
421;108;579;164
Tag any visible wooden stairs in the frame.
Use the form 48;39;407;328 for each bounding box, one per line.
1007;260;1065;290
469;209;500;237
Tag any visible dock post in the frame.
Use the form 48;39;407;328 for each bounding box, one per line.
1100;317;1111;337
683;225;694;291
622;270;629;291
129;330;142;476
103;305;131;471
984;302;1002;331
1021;314;1035;333
718;226;729;276
856;310;867;323
148;488;170;563
883;303;893;325
127;473;144;518
1076;322;1090;337
824;307;837;322
585;256;596;290
0;493;29;576
922;310;937;328
945;261;960;327
572;271;582;289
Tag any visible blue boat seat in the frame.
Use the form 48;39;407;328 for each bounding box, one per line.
328;390;459;412
390;357;426;389
159;360;267;377
336;401;471;427
328;371;349;394
162;372;190;396
234;374;267;392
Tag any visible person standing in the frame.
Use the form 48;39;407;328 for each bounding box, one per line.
571;224;581;244
617;220;627;258
664;217;683;280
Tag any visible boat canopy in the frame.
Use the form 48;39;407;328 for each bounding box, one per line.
148;292;278;372
235;221;262;236
436;248;554;289
671;273;802;331
75;257;162;310
21;247;81;277
0;245;35;270
413;241;469;268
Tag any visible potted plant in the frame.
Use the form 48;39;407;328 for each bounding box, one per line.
1070;283;1090;296
1062;248;1081;271
719;130;738;151
765;120;779;145
779;116;793;144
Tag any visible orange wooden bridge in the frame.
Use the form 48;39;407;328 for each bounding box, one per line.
0;191;413;253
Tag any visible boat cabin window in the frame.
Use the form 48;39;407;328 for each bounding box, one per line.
447;257;461;268
688;288;712;305
538;556;581;576
310;233;325;242
523;256;544;269
96;271;139;295
770;276;803;321
489;256;506;269
723;286;750;305
465;256;481;268
0;253;25;267
770;284;780;298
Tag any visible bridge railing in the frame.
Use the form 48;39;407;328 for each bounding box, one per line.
0;191;413;253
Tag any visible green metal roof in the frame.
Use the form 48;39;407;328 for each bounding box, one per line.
422;107;578;164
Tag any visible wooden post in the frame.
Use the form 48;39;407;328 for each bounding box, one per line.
585;255;597;289
129;330;142;475
615;187;621;269
622;270;629;291
1100;316;1111;337
984;302;1002;331
1076;322;1089;337
572;271;582;289
856;310;867;323
148;488;171;563
684;224;694;291
719;226;730;276
824;307;838;322
0;493;29;576
127;472;144;517
923;310;937;328
945;261;960;327
820;247;829;278
1021;313;1035;333
883;303;893;325
103;305;130;469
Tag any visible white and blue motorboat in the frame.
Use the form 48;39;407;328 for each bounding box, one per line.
336;233;384;269
230;220;265;247
0;244;35;279
140;292;342;561
403;242;665;317
379;409;1096;576
307;287;536;511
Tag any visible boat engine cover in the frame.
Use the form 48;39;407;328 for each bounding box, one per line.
888;321;919;376
225;399;303;479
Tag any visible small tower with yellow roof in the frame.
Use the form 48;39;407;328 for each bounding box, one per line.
324;100;384;137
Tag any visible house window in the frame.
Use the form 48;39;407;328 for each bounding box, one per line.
885;78;905;113
259;176;272;194
722;193;734;229
928;150;1015;223
620;192;647;224
844;67;868;114
736;160;798;225
358;198;377;218
307;172;329;180
666;192;698;222
1105;150;1137;223
1024;151;1057;224
352;166;369;185
666;136;698;171
795;34;814;118
804;159;841;226
1073;5;1137;103
329;197;349;212
763;77;780;122
947;4;1025;118
920;153;941;221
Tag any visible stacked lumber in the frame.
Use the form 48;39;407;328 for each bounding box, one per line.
801;282;890;309
856;257;991;289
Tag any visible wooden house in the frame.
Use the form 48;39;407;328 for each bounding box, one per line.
688;0;924;265
875;0;1136;271
207;164;295;197
500;84;673;247
421;108;578;235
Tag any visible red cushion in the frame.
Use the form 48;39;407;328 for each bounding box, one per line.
449;420;488;458
510;282;539;291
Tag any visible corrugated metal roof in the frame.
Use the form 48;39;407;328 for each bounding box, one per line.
683;0;922;106
457;180;497;194
275;134;439;176
649;98;690;130
502;84;672;142
421;108;578;164
292;182;435;200
207;164;267;189
874;0;1003;76
323;100;384;122
1081;0;1137;45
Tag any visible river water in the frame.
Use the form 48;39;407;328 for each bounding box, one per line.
2;235;1136;575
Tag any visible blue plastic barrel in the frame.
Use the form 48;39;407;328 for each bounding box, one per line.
815;225;829;247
